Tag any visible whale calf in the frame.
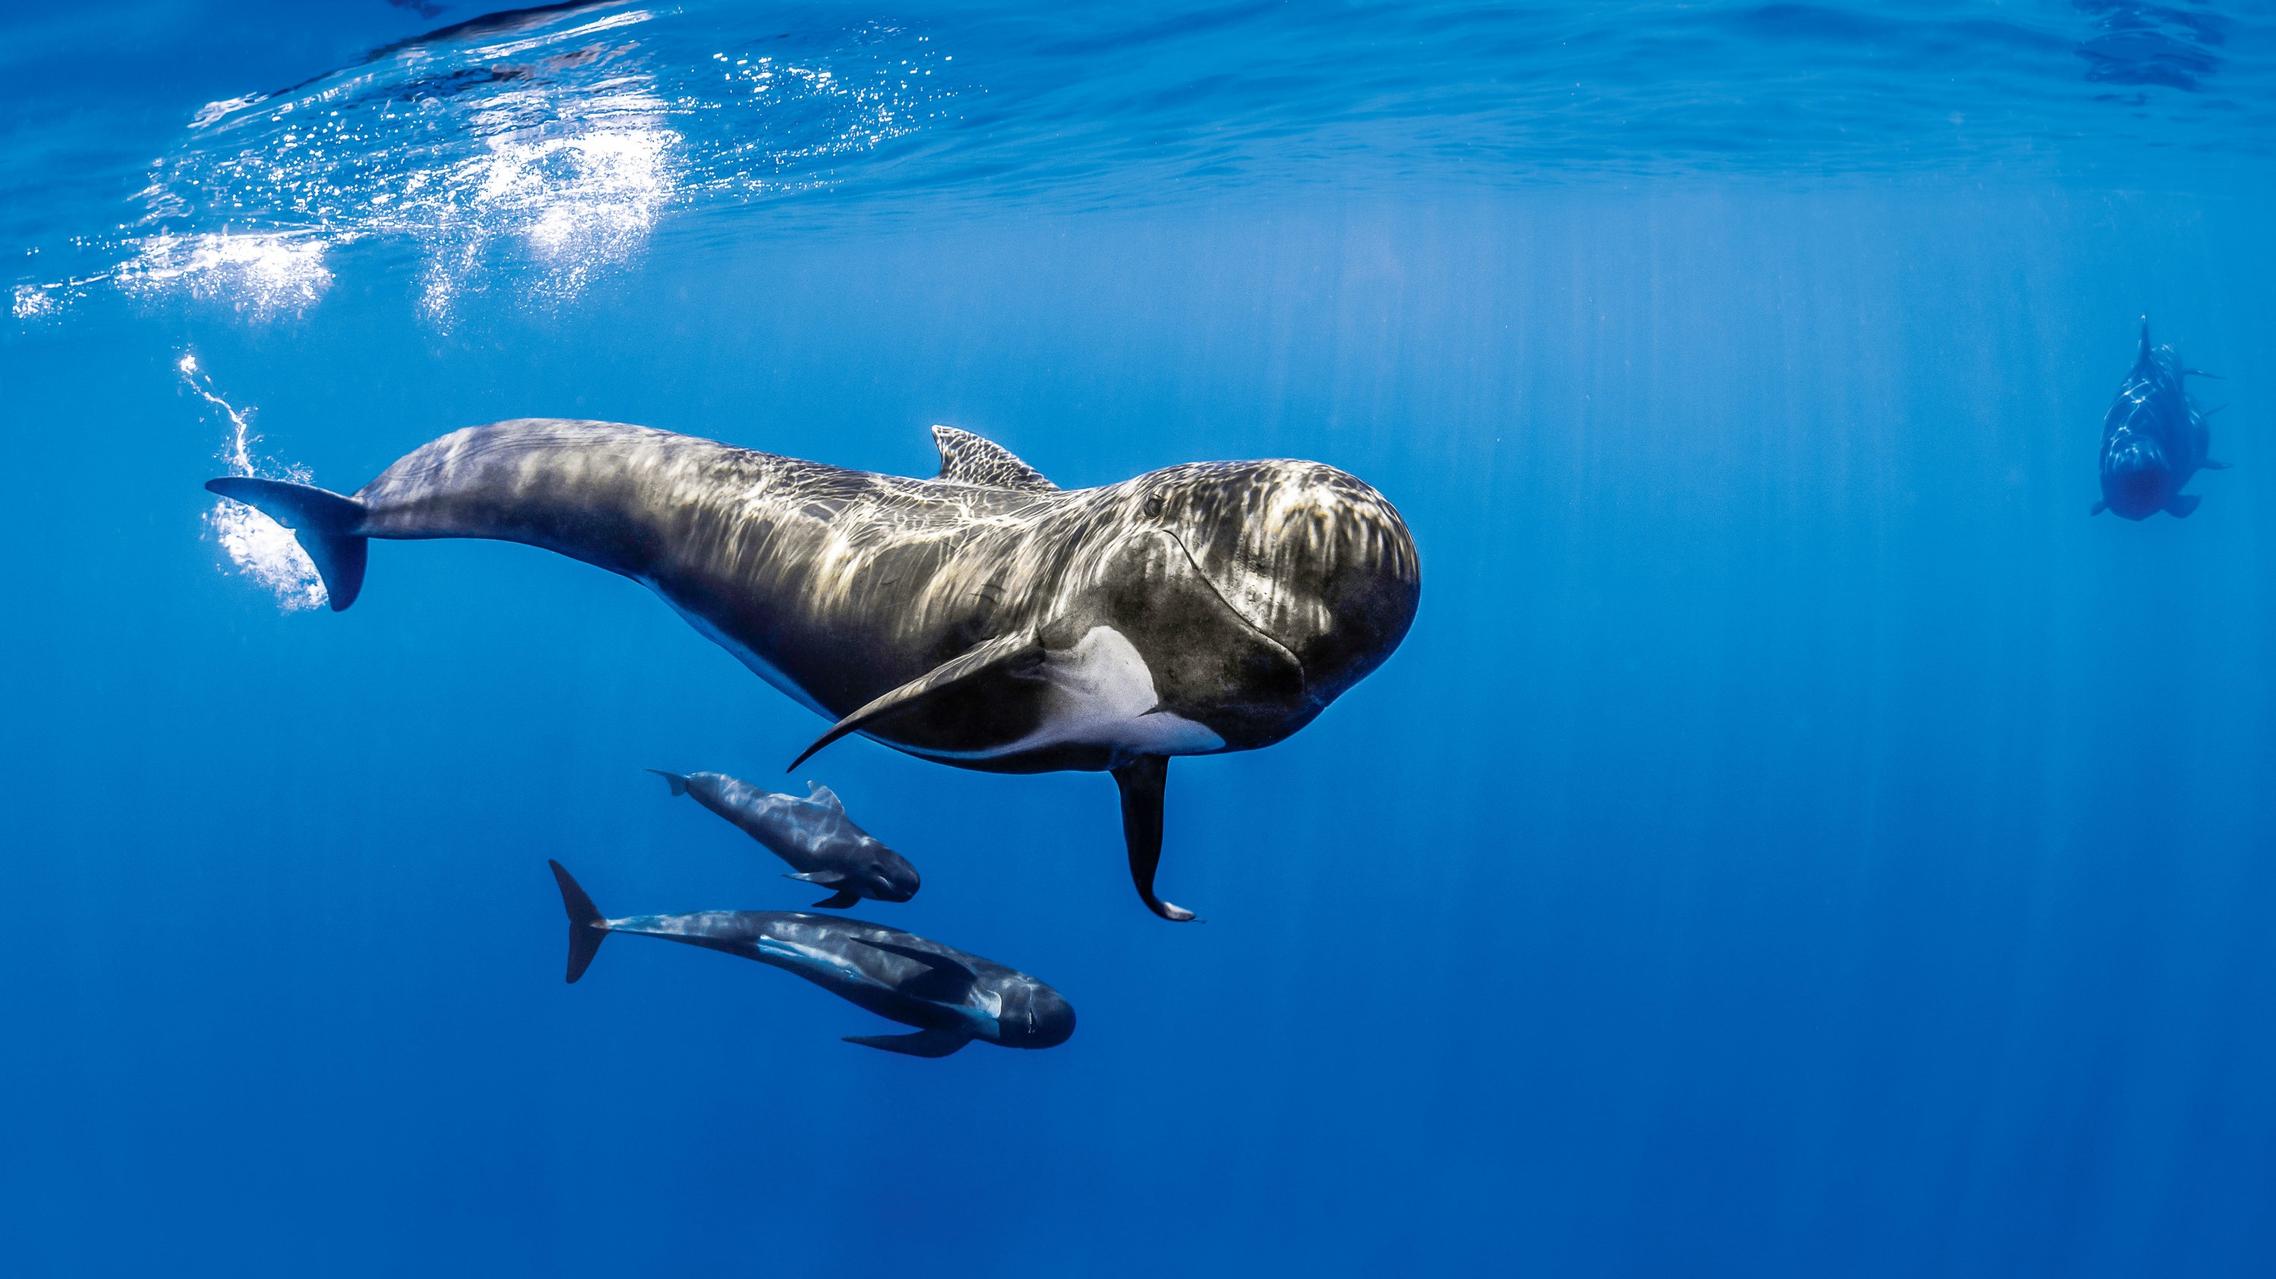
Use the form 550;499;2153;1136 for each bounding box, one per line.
649;771;918;908
547;861;1072;1057
2094;317;2225;520
209;420;1420;921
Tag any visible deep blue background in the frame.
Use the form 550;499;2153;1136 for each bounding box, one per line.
5;3;2276;1276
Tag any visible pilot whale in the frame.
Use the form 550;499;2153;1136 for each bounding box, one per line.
2094;317;2225;520
648;771;919;908
210;421;1420;921
548;860;1072;1057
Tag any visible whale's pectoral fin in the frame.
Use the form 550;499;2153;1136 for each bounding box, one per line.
204;477;369;611
1113;755;1198;923
786;870;857;908
2166;494;2202;518
931;425;1058;492
788;630;1047;769
844;1029;969;1057
2088;500;2109;516
856;940;979;1004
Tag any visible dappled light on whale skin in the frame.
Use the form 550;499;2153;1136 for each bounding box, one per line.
201;417;1419;920
650;771;922;907
547;861;1073;1055
2092;319;2221;521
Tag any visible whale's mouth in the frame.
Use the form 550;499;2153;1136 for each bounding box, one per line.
1158;528;1314;703
2106;443;2170;491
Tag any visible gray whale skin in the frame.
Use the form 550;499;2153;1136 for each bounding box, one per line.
210;421;1421;921
549;860;1071;1057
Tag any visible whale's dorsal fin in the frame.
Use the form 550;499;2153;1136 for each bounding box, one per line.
805;781;845;812
789;630;1047;769
931;425;1057;492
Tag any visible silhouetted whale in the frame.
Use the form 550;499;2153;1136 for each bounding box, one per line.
649;771;918;908
209;421;1420;921
2094;317;2225;520
547;860;1071;1057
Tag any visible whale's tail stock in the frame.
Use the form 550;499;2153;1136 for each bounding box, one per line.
548;860;610;984
205;477;370;611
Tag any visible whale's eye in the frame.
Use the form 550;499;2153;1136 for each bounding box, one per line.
1141;490;1167;519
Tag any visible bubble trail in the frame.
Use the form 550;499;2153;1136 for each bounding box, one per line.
180;353;328;610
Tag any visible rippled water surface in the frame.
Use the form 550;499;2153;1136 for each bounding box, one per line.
10;1;2274;321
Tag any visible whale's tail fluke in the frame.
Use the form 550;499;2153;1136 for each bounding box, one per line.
548;860;609;984
645;768;690;797
204;477;369;611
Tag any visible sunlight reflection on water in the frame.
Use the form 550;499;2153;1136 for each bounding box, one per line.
16;3;954;325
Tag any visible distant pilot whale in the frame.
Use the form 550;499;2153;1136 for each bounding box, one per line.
2094;317;2225;520
209;421;1420;921
548;860;1072;1057
649;770;918;908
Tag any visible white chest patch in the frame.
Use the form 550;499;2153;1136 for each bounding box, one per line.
925;625;1224;761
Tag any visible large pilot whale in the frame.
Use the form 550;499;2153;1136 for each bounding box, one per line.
210;421;1420;920
548;860;1072;1057
2094;317;2225;520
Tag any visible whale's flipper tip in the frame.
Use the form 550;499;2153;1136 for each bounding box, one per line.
205;476;369;610
644;768;690;796
1112;755;1201;923
2166;494;2202;519
548;860;608;984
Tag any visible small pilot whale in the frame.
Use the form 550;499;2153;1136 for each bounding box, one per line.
648;770;918;908
547;861;1072;1057
2094;317;2226;520
209;420;1419;921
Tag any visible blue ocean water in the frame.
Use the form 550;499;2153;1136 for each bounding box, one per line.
4;2;2275;1274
